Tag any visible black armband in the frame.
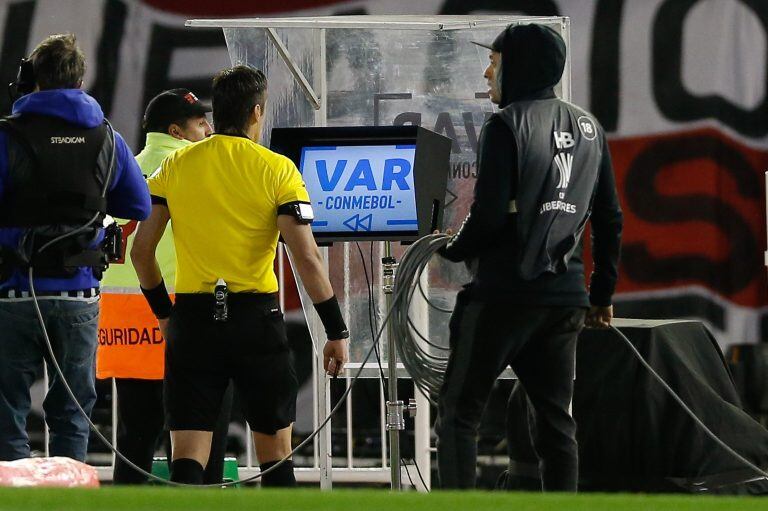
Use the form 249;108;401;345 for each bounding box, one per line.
313;295;349;340
140;280;173;319
277;201;314;224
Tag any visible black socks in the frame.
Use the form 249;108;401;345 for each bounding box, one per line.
260;459;296;487
170;457;296;487
170;458;204;484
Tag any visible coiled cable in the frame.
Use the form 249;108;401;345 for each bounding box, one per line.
391;233;451;402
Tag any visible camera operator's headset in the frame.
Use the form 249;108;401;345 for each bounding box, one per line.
8;58;34;101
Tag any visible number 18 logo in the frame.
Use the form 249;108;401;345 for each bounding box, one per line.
577;116;597;141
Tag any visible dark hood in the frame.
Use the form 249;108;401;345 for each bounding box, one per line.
496;24;566;107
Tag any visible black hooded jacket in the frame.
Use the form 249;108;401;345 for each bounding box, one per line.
441;24;623;307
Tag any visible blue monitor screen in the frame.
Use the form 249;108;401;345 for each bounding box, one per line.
299;144;418;234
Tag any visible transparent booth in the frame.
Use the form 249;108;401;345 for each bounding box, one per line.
186;15;572;490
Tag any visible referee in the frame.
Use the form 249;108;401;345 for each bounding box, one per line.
131;65;349;486
98;88;236;485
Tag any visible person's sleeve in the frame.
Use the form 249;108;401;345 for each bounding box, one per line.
106;131;151;220
588;132;623;306
440;115;516;262
146;157;170;207
275;158;310;206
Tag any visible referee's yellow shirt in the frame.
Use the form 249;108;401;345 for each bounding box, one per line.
147;134;310;294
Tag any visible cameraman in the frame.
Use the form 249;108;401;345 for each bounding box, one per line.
132;65;349;485
0;34;150;462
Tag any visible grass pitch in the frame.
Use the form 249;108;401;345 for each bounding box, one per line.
0;487;765;511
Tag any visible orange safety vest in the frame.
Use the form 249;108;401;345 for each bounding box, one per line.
95;217;176;380
96;292;167;380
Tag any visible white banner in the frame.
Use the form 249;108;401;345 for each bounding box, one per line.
0;0;766;346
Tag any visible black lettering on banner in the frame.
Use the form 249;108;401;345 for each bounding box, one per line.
653;0;768;137
87;0;127;116
142;24;224;144
622;134;761;295
152;327;163;344
0;1;35;115
589;0;624;132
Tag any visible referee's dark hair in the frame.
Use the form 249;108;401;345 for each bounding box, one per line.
212;65;267;136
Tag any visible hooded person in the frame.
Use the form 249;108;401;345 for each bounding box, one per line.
435;24;623;491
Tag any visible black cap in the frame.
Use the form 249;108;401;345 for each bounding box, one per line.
143;88;212;132
471;30;506;52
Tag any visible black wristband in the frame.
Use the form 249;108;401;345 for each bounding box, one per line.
313;295;349;340
140;280;173;319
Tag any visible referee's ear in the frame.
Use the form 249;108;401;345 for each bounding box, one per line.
250;103;265;141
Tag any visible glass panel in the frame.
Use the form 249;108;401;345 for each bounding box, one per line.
223;18;570;371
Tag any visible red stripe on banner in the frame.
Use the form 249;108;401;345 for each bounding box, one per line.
598;127;768;309
141;0;347;16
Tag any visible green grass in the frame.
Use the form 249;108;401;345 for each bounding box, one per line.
0;487;765;511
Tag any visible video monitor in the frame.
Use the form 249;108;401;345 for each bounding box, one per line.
270;126;451;243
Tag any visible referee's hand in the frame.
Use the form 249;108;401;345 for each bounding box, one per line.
323;339;349;377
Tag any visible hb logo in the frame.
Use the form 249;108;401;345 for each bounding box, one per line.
553;131;574;190
553;131;574;149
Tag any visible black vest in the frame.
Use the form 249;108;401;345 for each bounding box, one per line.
499;98;603;280
0;114;115;276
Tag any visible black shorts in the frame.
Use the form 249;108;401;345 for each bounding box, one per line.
164;293;298;434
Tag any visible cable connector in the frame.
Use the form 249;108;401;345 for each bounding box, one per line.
386;400;405;431
382;256;398;294
406;398;417;419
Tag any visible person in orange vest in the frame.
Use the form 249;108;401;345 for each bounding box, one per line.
97;89;231;484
